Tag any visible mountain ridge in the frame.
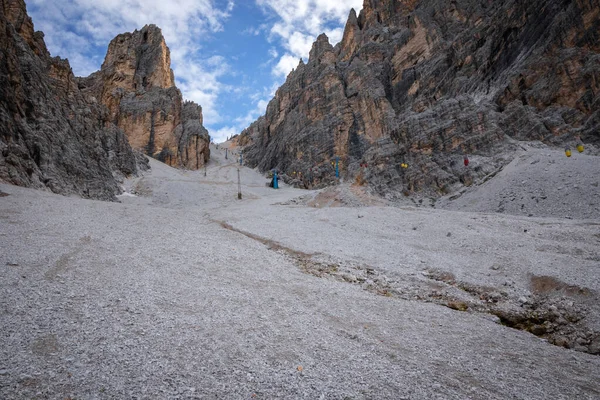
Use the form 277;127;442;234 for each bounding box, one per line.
238;0;600;199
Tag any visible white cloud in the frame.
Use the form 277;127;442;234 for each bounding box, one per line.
208;88;272;143
209;126;240;143
242;23;268;36
286;31;314;57
175;55;231;125
325;27;345;46
256;0;363;77
273;53;300;78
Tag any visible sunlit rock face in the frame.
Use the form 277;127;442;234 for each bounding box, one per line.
78;25;210;169
239;0;600;198
0;0;144;200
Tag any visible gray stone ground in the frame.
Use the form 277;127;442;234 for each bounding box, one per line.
436;141;600;220
1;143;599;399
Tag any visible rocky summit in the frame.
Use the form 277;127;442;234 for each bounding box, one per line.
78;25;210;170
239;0;600;200
0;0;145;201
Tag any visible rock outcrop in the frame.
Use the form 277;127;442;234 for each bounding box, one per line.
0;0;145;200
240;0;600;199
78;25;210;169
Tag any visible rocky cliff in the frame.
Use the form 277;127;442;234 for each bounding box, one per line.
239;0;600;199
78;25;210;169
0;0;145;200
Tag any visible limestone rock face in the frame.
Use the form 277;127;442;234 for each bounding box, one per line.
79;25;210;168
0;0;145;200
240;0;600;198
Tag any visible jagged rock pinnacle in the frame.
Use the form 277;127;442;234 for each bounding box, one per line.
79;25;210;169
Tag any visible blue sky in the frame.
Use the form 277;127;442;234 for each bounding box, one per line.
26;0;363;142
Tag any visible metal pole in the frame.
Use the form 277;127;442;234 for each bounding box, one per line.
225;148;228;159
237;168;242;199
335;156;339;178
240;150;243;166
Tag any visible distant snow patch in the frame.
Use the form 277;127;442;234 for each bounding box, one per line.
117;192;137;198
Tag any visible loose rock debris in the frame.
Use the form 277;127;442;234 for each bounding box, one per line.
3;149;600;399
217;221;599;355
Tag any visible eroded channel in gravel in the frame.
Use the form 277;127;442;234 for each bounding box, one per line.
217;220;600;356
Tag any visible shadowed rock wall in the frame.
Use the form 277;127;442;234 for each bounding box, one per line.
0;0;145;200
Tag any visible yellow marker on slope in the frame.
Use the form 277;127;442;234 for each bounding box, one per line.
565;148;572;158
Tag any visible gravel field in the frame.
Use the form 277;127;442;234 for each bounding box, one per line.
436;141;600;220
1;143;599;399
